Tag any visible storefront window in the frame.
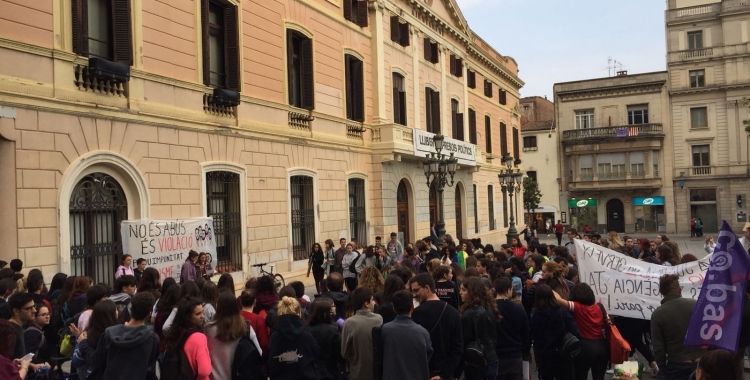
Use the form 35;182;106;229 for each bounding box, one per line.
633;196;665;232
568;199;598;232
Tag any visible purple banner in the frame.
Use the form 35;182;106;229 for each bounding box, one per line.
684;220;750;353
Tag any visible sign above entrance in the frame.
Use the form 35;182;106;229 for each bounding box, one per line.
413;129;476;166
568;199;597;208
633;197;665;206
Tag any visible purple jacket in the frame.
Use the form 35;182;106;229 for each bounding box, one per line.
180;260;196;284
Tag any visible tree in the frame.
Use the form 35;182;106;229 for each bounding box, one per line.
523;176;542;224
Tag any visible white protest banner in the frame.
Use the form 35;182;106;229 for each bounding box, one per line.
575;240;710;320
121;217;216;282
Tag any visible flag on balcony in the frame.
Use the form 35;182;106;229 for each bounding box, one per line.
615;127;629;137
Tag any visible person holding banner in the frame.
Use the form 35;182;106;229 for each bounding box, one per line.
180;251;199;284
114;255;134;281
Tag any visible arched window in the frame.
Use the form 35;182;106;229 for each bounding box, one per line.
69;173;128;286
206;171;242;272
291;175;315;260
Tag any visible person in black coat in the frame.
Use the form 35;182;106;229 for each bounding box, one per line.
268;297;320;380
459;277;499;380
530;284;579;380
305;298;345;380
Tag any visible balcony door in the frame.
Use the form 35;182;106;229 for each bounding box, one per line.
455;187;463;240
606;198;625;233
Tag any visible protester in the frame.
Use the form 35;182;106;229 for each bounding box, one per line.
554;220;564;245
0;319;41;380
195;253;216;282
8;292;35;359
342;243;360;292
306;297;344;379
110;275;136;323
64;276;92;325
656;244;679;266
651;274;705;380
0;279;14;319
163;281;202;332
165;297;211;380
253;275;279;313
410;273;463;380
377;275;405;324
268;296;320;379
494;277;528;380
692;349;734;380
239;289;270;357
308;243;326;294
134;258;146;283
205;292;250;380
703;236;716;255
201;281;219;323
319;273;348;322
531;284;579;380
24;302;55;370
217;273;235;296
459;277;499;380
114;254;135;280
181;250;200;284
76;299;119;379
342;287;382;380
358;266;385;295
88;292;159;380
386;232;404;263
154;284;180;353
433;265;460;309
77;284;111;331
379;289;433;380
565;228;578;259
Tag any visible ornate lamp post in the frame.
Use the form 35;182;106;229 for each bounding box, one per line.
423;134;458;241
499;154;523;245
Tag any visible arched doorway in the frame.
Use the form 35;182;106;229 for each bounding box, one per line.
69;173;128;286
455;186;463;240
429;182;438;231
397;180;411;245
606;198;625;232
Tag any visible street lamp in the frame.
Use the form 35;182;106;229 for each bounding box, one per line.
423;134;458;241
499;154;523;245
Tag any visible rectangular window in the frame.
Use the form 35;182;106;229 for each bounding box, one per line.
653;150;660;177
451;99;464;141
689;69;705;88
468;109;477;144
512;127;519;158
424;38;439;64
449;54;463;77
390;16;409;47
287;31;314;109
630;151;645;177
499;89;507;105
206;171;242;271
523;136;537;149
290;176;316;261
627;105;649;125
467;70;476;89
485;116;492;153
473;184;479;233
202;0;239;90
690;107;708;128
527;171;537;182
688;31;703;50
484;80;493;97
344;0;368;27
579;155;593;180
392;73;407;126
349;178;366;246
488;185;495;230
72;0;133;64
692;145;710;166
575;109;594;129
500;122;507;156
345;54;364;122
690;188;716;202
425;87;441;134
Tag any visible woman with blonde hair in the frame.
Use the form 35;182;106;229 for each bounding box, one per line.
427;258;442;276
542;261;569;300
268;297;320;379
357;266;385;295
608;231;623;248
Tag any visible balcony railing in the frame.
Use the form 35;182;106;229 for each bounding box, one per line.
631;171;646;178
598;172;628;180
693;166;712;175
667;3;720;22
654;170;660;178
580;173;594;181
562;123;663;141
668;43;749;63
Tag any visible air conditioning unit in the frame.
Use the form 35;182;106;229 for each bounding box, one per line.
88;57;130;82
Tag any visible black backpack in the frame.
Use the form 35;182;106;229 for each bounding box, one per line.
231;323;266;380
162;330;200;380
371;325;384;380
114;297;132;324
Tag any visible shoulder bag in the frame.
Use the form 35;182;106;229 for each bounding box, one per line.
559;308;581;359
597;303;631;364
463;308;487;370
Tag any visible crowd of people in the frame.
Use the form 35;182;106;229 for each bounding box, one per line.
0;222;749;380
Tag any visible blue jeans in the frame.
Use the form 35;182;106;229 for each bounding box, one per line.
486;362;498;379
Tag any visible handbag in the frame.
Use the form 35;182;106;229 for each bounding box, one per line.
463;308;487;369
559;308;581;359
597;304;631;364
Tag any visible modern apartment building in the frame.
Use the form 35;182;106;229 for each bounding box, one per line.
0;0;523;285
554;71;676;234
520;96;560;233
665;0;750;233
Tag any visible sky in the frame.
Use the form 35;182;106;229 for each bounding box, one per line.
455;0;668;99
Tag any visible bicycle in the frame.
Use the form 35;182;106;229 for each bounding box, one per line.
251;262;285;292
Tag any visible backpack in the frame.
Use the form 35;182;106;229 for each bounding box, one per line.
114;297;132;324
463;310;486;370
25;326;45;355
231;322;266;380
348;253;361;274
597;304;631;364
161;329;200;380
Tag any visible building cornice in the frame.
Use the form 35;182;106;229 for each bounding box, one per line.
557;81;666;102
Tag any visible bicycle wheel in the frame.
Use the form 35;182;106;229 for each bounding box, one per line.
273;274;285;292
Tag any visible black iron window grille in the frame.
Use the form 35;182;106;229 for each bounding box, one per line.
349;178;367;246
206;171;242;272
291;175;316;261
69;173;128;286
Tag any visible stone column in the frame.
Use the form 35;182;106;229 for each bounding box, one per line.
625;152;631;179
369;1;387;124
644;150;652;178
592;154;598;180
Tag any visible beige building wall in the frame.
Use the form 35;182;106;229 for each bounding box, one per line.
0;0;524;284
666;0;750;233
554;72;676;234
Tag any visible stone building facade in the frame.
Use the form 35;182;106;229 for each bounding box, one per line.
666;0;750;233
0;0;523;285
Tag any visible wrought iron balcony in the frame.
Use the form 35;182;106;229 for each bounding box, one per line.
561;123;663;142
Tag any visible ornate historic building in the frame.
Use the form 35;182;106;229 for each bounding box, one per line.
0;0;523;284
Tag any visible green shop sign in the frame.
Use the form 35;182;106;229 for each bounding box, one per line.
568;199;598;208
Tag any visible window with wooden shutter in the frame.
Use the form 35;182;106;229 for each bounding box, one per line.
345;55;364;122
202;0;240;90
484;80;492;98
485;116;492;153
468;109;477;144
512;127;519;159
344;0;368;26
399;22;409;46
393;73;406;126
424;39;438;64
500;122;507;156
455;58;463;78
425;88;440;134
451;99;461;140
499;89;507;105
287;31;315;110
467;70;476;88
71;0;132;65
356;0;368;27
390;16;410;47
450;55;456;76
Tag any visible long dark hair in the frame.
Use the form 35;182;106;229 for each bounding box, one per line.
459;277;501;320
166;297;203;350
256;275;277;296
217;274;235;295
201;281;219;307
138;267;161;295
533;284;559;312
86;299;118;348
27;269;47;295
156;284;181;314
68;276;92;301
48;273;68;296
568;282;596;306
57;276;76;311
207;293;246;342
382;275;405;304
179;281;202;299
306;297;334;326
